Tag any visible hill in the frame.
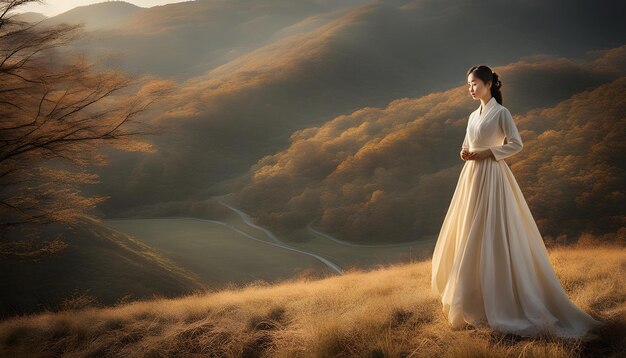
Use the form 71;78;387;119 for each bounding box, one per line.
11;11;47;22
10;1;625;244
0;243;623;357
231;65;626;243
81;2;626;225
42;1;143;31
0;216;205;320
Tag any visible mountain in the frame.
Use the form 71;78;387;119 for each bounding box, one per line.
42;1;143;31
65;0;626;223
13;0;625;243
230;47;626;242
11;11;47;22
44;0;331;78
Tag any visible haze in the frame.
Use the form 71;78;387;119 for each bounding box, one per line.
15;0;188;17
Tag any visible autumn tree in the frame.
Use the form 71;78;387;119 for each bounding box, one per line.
0;0;175;253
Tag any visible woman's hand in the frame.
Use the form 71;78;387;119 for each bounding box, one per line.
460;148;475;161
461;148;493;161
467;149;493;161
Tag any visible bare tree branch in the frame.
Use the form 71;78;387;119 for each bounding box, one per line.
0;0;177;243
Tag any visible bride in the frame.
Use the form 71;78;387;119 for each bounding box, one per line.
430;65;605;339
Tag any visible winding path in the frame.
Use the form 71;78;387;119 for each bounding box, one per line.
216;194;343;274
107;215;344;275
107;194;436;277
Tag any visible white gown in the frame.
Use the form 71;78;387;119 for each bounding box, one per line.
431;96;604;338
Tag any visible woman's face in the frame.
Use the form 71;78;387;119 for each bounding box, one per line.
467;73;491;101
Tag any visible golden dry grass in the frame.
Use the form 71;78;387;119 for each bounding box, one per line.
0;243;623;357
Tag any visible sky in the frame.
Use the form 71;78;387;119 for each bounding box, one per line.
15;0;191;17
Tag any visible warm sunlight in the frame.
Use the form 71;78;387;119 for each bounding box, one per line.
1;0;624;356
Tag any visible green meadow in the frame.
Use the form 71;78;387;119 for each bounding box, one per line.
104;194;438;290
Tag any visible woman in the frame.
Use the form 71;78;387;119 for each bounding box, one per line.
430;65;604;339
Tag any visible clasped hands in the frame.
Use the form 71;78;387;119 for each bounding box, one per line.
460;148;493;161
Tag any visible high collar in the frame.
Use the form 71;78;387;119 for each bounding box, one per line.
479;96;497;114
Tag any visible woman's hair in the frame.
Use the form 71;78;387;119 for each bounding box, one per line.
467;65;502;105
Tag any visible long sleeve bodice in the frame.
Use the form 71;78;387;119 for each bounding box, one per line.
461;97;523;161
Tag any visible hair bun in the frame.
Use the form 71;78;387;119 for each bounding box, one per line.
492;72;502;88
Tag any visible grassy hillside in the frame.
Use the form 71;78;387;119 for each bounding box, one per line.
104;217;334;285
0;216;205;320
0;243;623;357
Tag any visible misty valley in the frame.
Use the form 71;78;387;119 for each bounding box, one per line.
103;194;437;289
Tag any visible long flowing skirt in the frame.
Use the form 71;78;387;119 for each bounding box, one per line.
431;154;604;338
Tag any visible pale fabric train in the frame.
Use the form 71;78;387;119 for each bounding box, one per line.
431;96;604;338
